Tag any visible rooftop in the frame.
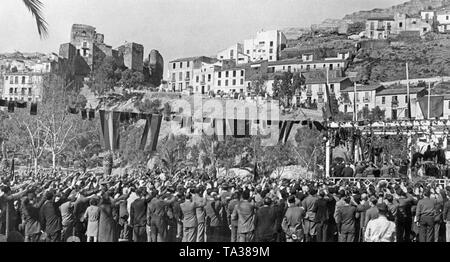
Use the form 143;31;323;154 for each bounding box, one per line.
341;84;385;92
169;56;214;63
376;87;426;96
367;16;395;21
305;76;350;85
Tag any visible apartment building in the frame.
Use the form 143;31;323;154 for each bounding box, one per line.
365;17;395;39
365;13;432;39
302;77;353;105
1;72;44;101
192;61;221;94
375;87;427;120
213;66;246;95
339;84;386;114
243;30;287;62
216;43;250;65
167;56;216;92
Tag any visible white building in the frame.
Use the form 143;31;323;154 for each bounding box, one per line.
167;56;216;92
213;66;246;95
365;17;395;39
216;43;250;65
303;77;353;105
339;84;385;114
243;30;287;62
2;72;45;101
436;9;450;33
375;87;427;120
192;61;221;94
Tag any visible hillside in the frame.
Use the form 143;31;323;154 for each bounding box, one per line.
343;0;449;22
346;33;450;83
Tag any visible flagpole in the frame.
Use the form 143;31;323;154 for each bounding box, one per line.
353;82;357;122
406;63;410;119
427;82;431;120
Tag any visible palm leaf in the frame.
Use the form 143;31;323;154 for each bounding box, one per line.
22;0;48;38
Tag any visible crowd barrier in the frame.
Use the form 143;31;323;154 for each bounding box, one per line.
328;177;450;186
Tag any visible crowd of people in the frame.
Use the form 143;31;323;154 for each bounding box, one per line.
1;167;450;243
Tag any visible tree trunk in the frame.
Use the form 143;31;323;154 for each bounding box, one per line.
52;152;56;170
34;158;38;174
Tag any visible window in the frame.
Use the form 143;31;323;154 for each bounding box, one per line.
172;73;176;82
269;56;273;60
83;49;87;56
423;27;427;32
9;88;13;94
179;83;183;91
233;71;236;77
186;72;190;79
180;62;183;68
5;76;8;80
21;88;26;95
447;16;449;20
230;50;234;58
202;75;205;83
28;97;32;102
225;80;229;86
218;72;222;78
412;21;417;25
288;66;291;71
399;22;403;28
241;70;244;77
226;71;229;77
187;61;190;67
330;84;334;93
218;80;221;86
14;88;17;94
196;76;199;83
83;41;87;48
240;79;244;85
232;79;236;85
173;63;176;69
208;74;211;81
393;95;398;102
269;48;273;54
15;76;18;84
405;95;408;103
247;50;250;54
313;65;316;69
10;77;13;84
382;97;385;104
179;72;183;81
270;41;274;47
28;88;32;95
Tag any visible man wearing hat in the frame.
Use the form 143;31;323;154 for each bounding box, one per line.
255;197;277;242
364;203;396;242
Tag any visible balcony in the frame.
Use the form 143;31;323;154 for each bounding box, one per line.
306;90;312;97
185;77;190;81
363;97;370;102
391;100;399;107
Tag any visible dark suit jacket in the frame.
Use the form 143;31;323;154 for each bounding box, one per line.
205;199;222;227
40;200;63;234
315;198;330;222
336;204;357;233
255;205;277;240
130;198;147;227
180;200;197;228
232;200;256;233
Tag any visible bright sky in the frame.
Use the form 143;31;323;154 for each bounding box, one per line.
0;0;406;63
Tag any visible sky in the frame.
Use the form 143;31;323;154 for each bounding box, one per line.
0;0;407;64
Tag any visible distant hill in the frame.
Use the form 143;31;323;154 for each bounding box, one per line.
343;0;450;22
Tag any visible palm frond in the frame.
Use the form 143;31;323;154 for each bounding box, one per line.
22;0;48;38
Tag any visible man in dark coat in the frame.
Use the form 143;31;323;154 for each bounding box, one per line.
21;191;45;242
227;192;240;242
39;189;69;242
205;191;222;242
254;197;277;242
335;196;358;242
180;193;198;242
231;190;256;242
130;188;147;242
315;190;330;242
147;191;171;242
342;163;354;177
282;195;305;242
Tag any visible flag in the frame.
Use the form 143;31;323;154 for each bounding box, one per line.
81;109;87;120
16;101;27;108
418;96;444;119
214;118;226;141
99;111;121;151
67;106;79;114
30;103;38;115
88;109;95;120
140;114;163;151
278;121;298;143
7;101;15;113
